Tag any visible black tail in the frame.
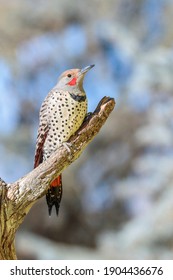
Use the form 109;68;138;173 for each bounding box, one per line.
46;185;63;216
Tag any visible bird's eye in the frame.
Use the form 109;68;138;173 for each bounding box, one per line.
67;74;72;78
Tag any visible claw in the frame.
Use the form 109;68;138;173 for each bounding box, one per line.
84;112;92;122
62;142;73;161
63;142;72;153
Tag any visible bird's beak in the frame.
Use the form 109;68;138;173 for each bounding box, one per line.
80;64;95;75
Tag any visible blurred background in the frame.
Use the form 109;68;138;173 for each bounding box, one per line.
0;0;173;259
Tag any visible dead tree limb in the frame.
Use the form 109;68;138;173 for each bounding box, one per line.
0;96;115;260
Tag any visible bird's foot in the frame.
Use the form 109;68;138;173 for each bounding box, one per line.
63;142;72;153
62;142;73;161
84;112;92;122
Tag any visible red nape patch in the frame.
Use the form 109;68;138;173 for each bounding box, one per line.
68;77;77;86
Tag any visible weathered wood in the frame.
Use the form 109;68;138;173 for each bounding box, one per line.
0;96;115;259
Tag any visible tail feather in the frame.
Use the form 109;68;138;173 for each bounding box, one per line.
46;174;62;216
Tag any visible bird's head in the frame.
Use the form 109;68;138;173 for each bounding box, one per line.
56;64;95;92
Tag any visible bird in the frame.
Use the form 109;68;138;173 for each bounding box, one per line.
34;64;95;216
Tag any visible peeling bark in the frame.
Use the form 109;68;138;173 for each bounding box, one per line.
0;96;115;259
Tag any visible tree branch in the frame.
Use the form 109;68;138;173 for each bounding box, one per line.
0;96;115;259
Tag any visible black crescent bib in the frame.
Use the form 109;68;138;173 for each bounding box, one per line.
69;93;86;102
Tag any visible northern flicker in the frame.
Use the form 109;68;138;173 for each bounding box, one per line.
34;64;95;216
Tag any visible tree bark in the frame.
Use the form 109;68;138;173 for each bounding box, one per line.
0;96;115;260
